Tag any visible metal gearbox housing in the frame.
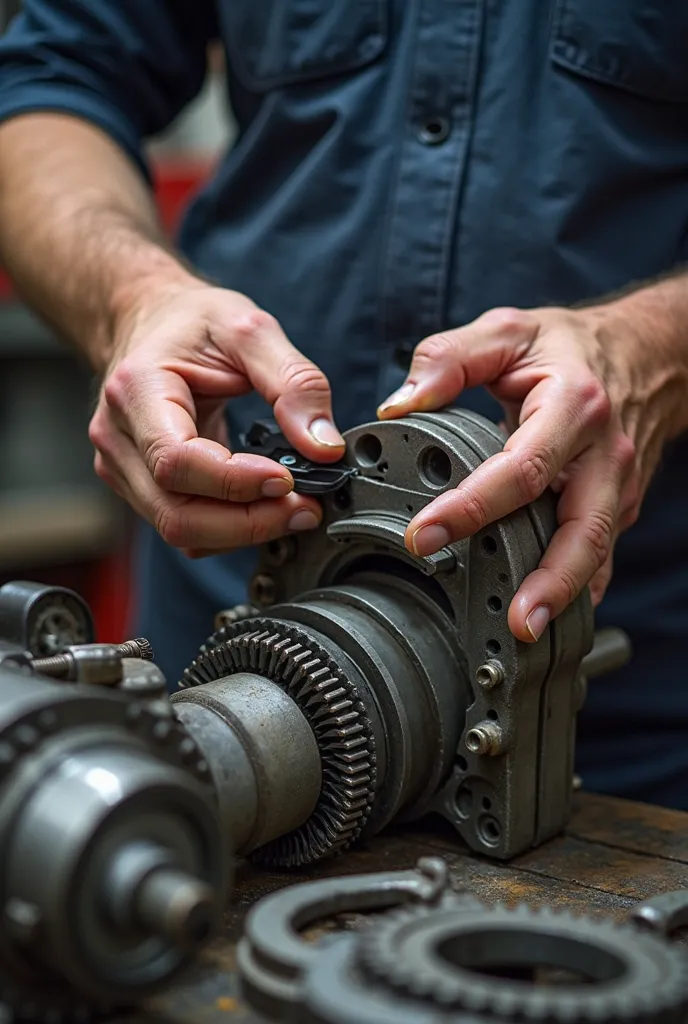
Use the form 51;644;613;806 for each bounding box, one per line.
178;409;605;864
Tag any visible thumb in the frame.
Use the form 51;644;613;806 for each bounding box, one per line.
377;308;538;419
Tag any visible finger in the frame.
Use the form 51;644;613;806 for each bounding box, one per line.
93;420;322;549
589;547;615;606
506;434;634;641
97;370;295;501
377;307;538;418
218;308;346;460
404;377;611;555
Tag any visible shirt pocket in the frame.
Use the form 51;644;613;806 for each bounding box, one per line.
218;0;389;92
550;0;688;103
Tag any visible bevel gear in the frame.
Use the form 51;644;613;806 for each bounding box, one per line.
358;900;688;1023
180;619;376;867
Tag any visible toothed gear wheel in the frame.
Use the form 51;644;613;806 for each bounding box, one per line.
180;619;376;867
358;901;688;1023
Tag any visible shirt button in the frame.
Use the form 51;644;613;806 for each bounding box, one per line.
418;116;451;145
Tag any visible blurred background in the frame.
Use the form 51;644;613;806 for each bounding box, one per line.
0;1;235;639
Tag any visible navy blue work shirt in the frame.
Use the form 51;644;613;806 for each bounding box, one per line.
0;1;687;807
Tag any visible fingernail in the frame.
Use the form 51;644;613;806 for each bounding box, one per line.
288;509;320;532
526;606;550;641
309;418;345;448
378;382;416;413
411;523;451;556
261;477;292;498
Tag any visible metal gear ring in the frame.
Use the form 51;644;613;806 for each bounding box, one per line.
359;902;688;1023
180;619;376;867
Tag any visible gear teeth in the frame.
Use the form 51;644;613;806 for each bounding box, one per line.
180;618;376;867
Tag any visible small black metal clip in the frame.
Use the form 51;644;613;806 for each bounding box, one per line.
240;420;358;497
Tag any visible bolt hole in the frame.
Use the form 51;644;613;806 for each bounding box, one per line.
487;595;502;613
478;815;501;846
354;433;382;467
498;573;509;584
481;535;498;555
486;639;501;656
419;446;452;489
455;785;473;819
455;755;468;772
403;433;409;443
378;461;388;473
487;710;498;721
482;797;492;810
465;730;482;753
406;504;413;513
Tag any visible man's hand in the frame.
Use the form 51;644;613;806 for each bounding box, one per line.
378;294;688;642
89;283;345;555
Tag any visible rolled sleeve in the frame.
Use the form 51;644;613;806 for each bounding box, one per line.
0;0;218;177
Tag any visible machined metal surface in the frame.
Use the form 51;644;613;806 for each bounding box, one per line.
178;409;630;868
237;857;472;1022
630;890;688;938
0;584;229;1022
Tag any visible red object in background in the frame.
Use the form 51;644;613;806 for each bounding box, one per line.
0;157;214;300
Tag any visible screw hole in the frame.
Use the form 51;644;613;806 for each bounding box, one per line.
455;785;473;819
481;535;498;555
406;504;413;513
498;572;509;584
334;488;351;510
486;710;498;721
378;461;388;473
403;433;409;443
354;433;382;467
486;639;501;656
455;755;468;772
482;796;492;810
487;595;502;613
419;446;452;488
478;815;501;846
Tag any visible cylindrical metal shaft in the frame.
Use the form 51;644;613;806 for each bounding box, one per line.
581;628;632;680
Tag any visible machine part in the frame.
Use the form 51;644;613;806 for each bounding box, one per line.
0;582;228;1022
240;419;359;495
630;890;688;938
580;628;632;680
357;901;688;1023
237;857;470;1022
214;604;260;631
0;582;94;656
178;409;632;866
174;622;376;866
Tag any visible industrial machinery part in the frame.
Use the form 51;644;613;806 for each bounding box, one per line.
0;583;227;1022
356;901;688;1023
175;409;631;867
237;856;474;1022
630;890;688;938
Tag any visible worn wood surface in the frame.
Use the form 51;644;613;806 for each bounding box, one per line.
125;794;688;1023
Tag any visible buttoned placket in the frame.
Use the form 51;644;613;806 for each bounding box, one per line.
376;0;484;404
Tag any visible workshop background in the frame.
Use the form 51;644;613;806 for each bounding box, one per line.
0;1;235;640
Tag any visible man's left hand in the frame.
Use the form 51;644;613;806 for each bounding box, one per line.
377;296;688;642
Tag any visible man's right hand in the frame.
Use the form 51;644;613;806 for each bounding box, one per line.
89;282;345;556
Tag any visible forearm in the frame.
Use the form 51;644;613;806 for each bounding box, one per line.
582;271;688;438
0;113;197;371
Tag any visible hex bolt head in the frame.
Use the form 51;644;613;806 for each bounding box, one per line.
475;660;504;690
465;721;504;756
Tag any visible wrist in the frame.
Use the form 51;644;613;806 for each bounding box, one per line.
579;281;688;438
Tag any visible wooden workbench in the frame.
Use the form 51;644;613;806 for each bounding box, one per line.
132;794;688;1023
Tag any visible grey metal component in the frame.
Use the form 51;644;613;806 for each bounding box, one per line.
172;672;322;855
0;582;94;656
237;857;468;1023
230;408;601;860
30;639;155;686
119;658;168;700
581;628;632;680
630;890;688;938
0;659;226;1021
214;603;260;631
359;901;688;1023
177;621;377;866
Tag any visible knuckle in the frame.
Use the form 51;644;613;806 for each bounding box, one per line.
281;359;330;396
88;414;108;452
479;306;532;335
232;308;277;342
582;508;615;568
103;361;137;412
154;504;190;548
612;432;637;475
414;332;456;365
547;564;581;608
515;450;552;503
458;489;490;533
149;443;183;491
576;376;611;428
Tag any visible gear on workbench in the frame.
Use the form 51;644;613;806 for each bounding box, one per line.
357;900;688;1023
181;619;376;867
